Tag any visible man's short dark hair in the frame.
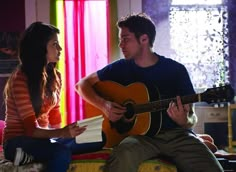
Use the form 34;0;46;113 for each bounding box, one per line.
117;13;156;47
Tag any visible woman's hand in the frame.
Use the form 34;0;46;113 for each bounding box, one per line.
62;122;87;138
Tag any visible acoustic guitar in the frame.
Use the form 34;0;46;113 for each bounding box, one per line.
84;81;234;148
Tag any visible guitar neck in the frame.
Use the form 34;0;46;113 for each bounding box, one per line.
133;93;200;114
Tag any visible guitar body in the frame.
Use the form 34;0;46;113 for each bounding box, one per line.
84;81;152;148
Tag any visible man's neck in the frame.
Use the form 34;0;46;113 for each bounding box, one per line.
134;52;158;68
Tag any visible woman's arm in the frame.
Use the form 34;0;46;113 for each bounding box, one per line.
32;122;86;138
23;116;86;138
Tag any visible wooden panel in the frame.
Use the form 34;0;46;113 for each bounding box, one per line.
193;106;227;134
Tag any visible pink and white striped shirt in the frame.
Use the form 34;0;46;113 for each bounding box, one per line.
3;69;62;143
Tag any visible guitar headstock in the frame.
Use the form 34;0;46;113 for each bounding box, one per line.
201;84;235;104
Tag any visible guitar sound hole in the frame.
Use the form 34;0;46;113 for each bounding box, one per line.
125;103;135;119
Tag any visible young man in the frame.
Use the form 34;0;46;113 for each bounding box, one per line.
76;13;223;172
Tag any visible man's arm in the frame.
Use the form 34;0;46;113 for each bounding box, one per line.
75;72;106;112
75;72;126;122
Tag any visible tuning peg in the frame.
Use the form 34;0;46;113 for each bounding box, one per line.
219;103;224;107
224;82;230;86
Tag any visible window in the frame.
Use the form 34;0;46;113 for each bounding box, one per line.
169;0;229;92
172;0;223;5
143;0;229;92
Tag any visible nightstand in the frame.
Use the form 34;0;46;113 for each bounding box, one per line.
193;105;228;148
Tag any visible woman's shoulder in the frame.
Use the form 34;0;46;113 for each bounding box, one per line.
10;68;27;81
6;68;27;90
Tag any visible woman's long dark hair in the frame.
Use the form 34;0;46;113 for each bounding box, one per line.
5;22;60;117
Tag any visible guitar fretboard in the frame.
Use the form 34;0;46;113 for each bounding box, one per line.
133;94;200;114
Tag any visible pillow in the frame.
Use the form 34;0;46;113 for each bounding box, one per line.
197;134;218;153
0;120;5;145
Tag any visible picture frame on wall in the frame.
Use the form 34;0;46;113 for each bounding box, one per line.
0;31;20;75
0;31;20;120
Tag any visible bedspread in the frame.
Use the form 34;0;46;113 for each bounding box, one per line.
0;147;177;172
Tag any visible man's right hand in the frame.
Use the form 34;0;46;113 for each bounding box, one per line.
103;101;126;122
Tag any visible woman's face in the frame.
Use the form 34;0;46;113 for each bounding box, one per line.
46;33;62;63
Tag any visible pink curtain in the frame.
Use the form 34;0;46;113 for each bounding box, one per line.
63;0;109;123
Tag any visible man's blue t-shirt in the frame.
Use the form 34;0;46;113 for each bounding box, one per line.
97;54;195;135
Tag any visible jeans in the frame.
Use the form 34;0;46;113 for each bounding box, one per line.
3;133;106;172
104;128;223;172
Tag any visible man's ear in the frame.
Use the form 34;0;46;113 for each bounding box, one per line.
140;34;149;44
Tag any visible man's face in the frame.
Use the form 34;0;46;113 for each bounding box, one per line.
118;27;141;59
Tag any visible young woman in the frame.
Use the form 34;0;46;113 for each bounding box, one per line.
3;22;105;172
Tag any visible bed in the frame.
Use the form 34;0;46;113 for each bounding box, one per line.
0;118;178;172
0;146;177;172
0;119;231;172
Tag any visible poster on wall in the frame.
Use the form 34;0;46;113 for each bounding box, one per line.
0;32;21;120
0;32;20;75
